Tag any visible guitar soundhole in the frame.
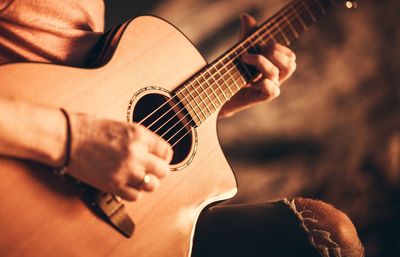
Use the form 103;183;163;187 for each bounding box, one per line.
132;92;195;167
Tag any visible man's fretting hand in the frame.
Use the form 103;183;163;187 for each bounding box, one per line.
66;113;173;201
220;14;297;118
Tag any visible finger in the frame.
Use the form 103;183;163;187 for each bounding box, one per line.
115;186;142;202
274;44;296;61
126;161;147;187
239;13;257;40
143;152;170;179
252;79;281;100
263;43;296;61
264;49;296;82
225;79;280;109
241;53;279;82
136;125;173;162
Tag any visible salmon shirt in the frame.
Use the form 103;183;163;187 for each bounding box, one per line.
0;0;105;66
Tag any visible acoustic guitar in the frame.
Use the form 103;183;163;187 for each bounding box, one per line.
0;0;355;256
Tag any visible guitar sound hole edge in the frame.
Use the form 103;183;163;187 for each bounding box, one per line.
127;87;197;171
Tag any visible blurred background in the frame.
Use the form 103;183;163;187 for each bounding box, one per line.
104;0;399;256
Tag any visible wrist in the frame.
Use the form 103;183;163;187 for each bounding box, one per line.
24;105;70;167
37;107;69;167
0;98;69;167
54;109;72;175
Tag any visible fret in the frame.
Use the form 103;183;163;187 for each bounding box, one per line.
258;24;275;45
209;66;229;100
235;43;244;54
283;14;299;39
209;67;227;101
248;40;262;55
225;62;242;90
223;77;234;97
233;44;246;60
280;22;297;43
248;42;260;54
219;58;243;96
313;0;327;14
301;1;317;22
247;40;261;54
189;80;212;115
233;46;258;80
232;68;247;84
241;40;252;51
196;74;218;110
228;52;237;61
238;60;253;81
226;58;248;85
192;77;216;112
266;24;287;45
308;0;325;18
233;58;252;82
216;62;234;98
230;67;247;88
291;3;308;32
268;31;278;44
220;65;240;95
254;31;267;46
203;69;223;106
175;89;202;125
183;86;207;120
274;23;291;45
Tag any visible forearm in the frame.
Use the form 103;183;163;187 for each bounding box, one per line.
0;96;66;167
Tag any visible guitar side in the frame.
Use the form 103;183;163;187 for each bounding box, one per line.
0;16;237;257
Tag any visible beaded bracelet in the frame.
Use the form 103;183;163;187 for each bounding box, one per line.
54;108;72;177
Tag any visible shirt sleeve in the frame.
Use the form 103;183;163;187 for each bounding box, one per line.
0;0;105;67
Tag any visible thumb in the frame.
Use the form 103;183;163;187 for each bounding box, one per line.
239;13;257;40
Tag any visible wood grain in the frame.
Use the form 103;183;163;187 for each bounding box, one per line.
0;16;237;257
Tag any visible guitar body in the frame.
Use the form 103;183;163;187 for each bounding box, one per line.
0;16;237;257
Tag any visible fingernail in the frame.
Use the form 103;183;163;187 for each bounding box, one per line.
274;86;281;97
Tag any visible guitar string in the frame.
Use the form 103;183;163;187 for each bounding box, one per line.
137;0;313;129
135;0;315;128
145;0;334;131
138;0;321;134
158;3;321;146
163;1;329;146
149;0;324;140
140;0;331;133
168;0;334;147
153;1;310;139
156;0;328;139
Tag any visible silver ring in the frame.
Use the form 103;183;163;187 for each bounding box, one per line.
137;174;151;188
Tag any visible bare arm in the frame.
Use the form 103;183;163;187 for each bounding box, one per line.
0;96;67;167
0;96;173;201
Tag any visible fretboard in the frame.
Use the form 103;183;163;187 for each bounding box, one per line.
175;0;337;126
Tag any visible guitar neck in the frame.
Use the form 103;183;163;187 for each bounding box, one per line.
175;0;338;126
